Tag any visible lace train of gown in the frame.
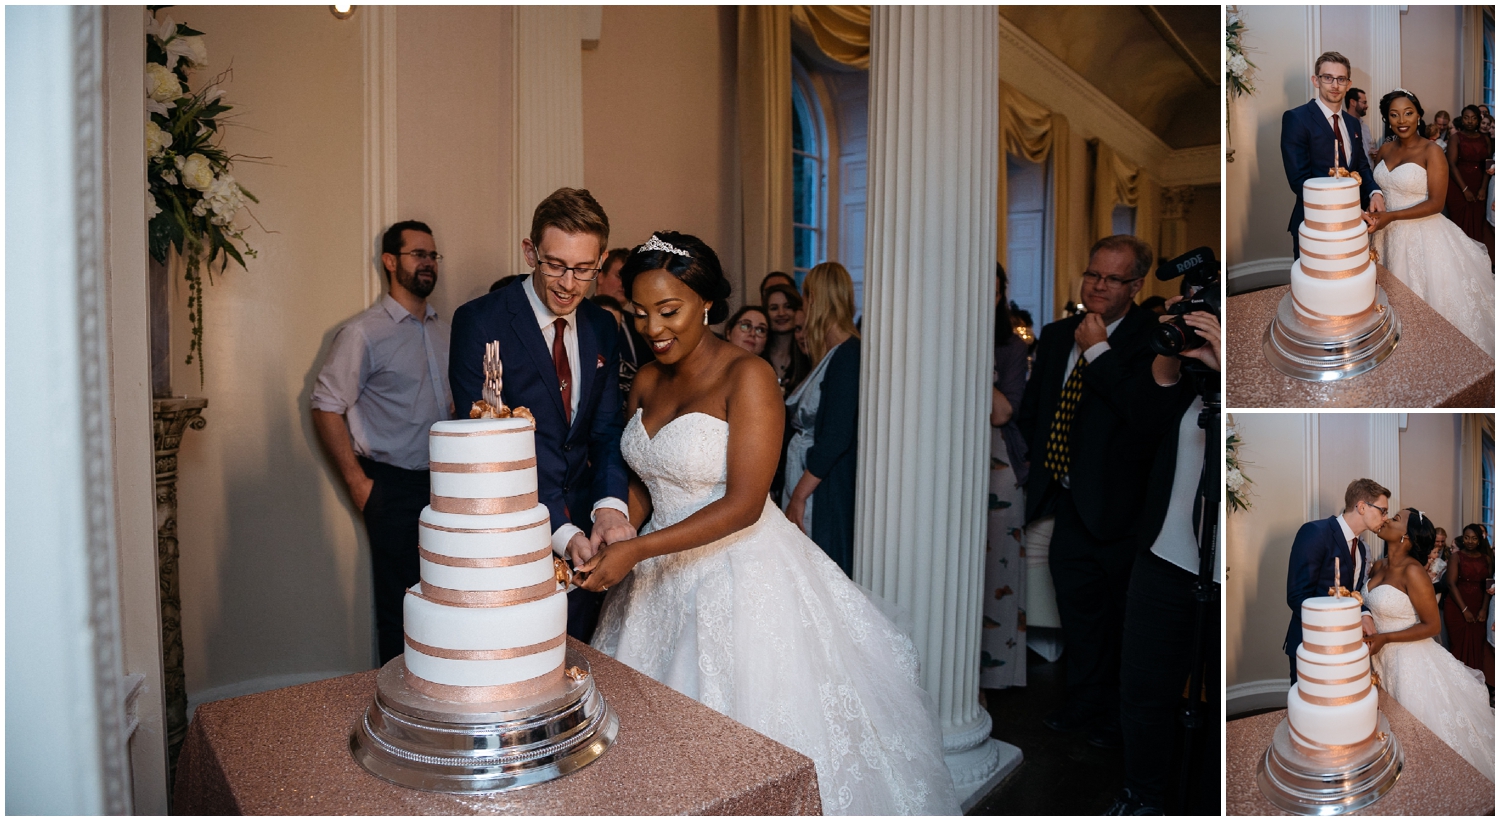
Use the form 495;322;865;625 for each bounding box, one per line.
593;410;960;815
1371;160;1495;357
1365;584;1495;781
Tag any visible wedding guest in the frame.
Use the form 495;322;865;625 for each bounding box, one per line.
770;306;810;503
1428;526;1450;598
981;263;1030;689
1446;105;1493;255
1431;110;1452;150
1017;234;1159;747
591;294;625;327
724;305;770;356
1343;86;1377;161
1443;523;1494;686
783;262;862;576
489;274;525;292
760;270;796;304
312;219;452;664
595;247;631;303
763;282;812;396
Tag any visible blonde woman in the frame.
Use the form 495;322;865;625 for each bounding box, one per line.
782;262;861;576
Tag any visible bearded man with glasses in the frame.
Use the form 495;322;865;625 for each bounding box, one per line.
449;188;634;642
1280;51;1385;259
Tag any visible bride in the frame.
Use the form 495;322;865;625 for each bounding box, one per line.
1364;88;1495;357
574;232;959;815
1364;507;1494;781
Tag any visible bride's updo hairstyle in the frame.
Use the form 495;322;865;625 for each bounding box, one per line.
621;231;732;324
1403;508;1437;566
1379;89;1427;142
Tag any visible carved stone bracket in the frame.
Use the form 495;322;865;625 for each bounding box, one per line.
152;396;207;782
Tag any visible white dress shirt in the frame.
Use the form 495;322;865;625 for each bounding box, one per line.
1314;97;1383;202
520;274;629;556
1335;512;1363;592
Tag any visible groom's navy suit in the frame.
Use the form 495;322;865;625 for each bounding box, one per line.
1281;99;1382;255
1284;514;1370;682
449;278;628;640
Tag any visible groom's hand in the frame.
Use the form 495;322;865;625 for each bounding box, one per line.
1361;614;1376;636
566;532;597;568
590;508;637;553
1367;192;1385;213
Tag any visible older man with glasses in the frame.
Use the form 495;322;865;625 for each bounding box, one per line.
1016;234;1160;749
312;219;454;664
1280;50;1385;259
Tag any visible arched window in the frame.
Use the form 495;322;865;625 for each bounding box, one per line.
792;74;825;283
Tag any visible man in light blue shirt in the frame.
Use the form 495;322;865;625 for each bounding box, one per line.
312;220;452;664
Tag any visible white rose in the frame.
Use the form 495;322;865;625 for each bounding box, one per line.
145;63;182;103
1227;467;1245;492
145;120;172;159
147;190;162;220
166;35;209;69
179;153;215;192
1227;12;1239;27
1227;54;1249;78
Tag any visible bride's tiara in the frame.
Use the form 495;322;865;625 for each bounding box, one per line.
640;235;691;259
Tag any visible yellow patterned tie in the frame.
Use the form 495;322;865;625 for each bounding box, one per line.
1044;353;1089;481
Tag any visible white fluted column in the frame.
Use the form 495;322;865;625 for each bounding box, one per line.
857;6;1019;807
510;7;586;268
1370;7;1401;143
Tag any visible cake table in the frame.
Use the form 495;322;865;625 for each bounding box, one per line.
1227;687;1493;815
1227;265;1494;408
172;639;822;815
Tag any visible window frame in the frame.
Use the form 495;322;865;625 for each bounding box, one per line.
791;63;826;283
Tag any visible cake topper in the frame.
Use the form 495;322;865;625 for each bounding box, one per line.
1327;165;1362;186
1328;555;1364;603
470;340;534;422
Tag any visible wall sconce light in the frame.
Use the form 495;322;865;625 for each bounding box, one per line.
330;5;356;19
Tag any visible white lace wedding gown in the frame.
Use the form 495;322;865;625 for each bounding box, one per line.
1371;160;1495;357
1365;584;1495;781
592;410;960;815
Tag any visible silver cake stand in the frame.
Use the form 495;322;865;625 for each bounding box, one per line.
1263;287;1400;382
1256;712;1403;815
350;646;618;794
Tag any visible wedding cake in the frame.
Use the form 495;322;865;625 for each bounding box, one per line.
1285;595;1378;750
1290;177;1377;320
402;417;568;703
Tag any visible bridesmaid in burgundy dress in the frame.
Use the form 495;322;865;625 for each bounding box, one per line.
1444;105;1494;259
1442;523;1494;686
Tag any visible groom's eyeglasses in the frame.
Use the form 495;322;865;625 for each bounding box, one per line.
535;258;603;282
1364;502;1389;518
1316;74;1352;86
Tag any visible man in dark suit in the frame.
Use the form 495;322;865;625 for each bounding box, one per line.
1284;479;1387;683
1280;51;1385;258
1016;234;1159;748
449;188;635;641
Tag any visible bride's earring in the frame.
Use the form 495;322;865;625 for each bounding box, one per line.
703;307;710;325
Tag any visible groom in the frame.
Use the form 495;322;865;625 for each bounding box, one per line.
1283;478;1388;684
449;187;634;641
1280;51;1384;259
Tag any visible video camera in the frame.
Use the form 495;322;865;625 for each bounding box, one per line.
1148;246;1221;357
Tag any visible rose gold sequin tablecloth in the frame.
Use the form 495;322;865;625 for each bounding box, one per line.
1227;266;1494;408
1227;688;1493;815
172;639;822;815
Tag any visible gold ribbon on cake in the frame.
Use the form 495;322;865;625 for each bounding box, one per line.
1327;166;1362;185
1326;586;1364;605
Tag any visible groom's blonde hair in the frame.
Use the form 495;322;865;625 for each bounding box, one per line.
1343;478;1391;512
1314;51;1351;78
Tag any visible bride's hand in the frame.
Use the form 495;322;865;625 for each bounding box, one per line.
1363;633;1389;655
1363;210;1394;233
574;541;640;593
784;496;808;534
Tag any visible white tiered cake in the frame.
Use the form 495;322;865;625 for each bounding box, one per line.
1291;177;1377;320
402;417;568;703
1286;595;1378;750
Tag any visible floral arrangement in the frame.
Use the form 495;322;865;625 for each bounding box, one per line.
1226;420;1253;513
145;8;259;384
1225;7;1256;162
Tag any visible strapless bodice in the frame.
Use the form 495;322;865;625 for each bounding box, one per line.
621;409;729;530
1364;583;1419;633
1373;160;1435;212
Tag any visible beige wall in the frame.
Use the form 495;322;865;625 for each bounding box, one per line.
1399;413;1464;543
581;6;740;296
1401;5;1466;125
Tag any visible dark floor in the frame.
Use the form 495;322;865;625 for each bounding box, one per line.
966;648;1220;815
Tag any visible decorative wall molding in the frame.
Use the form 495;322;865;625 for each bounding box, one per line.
74;5;132;814
1306;6;1322;102
997;15;1172;172
1370;7;1402;144
1159;145;1221;187
1304;414;1320;523
362;6;398;306
1370;414;1401;558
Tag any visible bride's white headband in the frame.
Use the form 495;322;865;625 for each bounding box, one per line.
640;235;691;259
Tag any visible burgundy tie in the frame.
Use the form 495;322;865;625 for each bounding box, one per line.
552;318;572;425
1332;114;1348;169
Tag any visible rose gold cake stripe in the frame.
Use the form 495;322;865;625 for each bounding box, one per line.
1295;683;1373;706
1299;246;1369;261
430;424;534;437
405;666;563;702
404;632;564;660
1303;200;1360;210
1298;670;1369;686
429;458;537;473
1302;640;1367;655
410;580;558;607
1296;653;1367;667
418;545;553;568
1297;263;1367;280
430;492;539;515
1291;297;1377;324
1304;218;1365;231
1301;622;1362;632
1287;722;1379;754
420;518;548;535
